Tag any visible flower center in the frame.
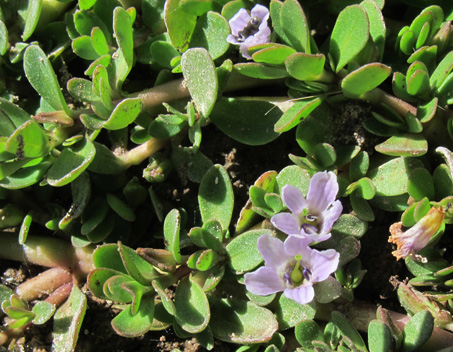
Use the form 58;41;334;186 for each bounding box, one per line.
283;255;311;287
299;208;320;234
237;16;261;42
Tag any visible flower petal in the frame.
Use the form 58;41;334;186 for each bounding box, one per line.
284;284;314;305
319;200;343;235
309;249;340;283
282;184;307;216
228;8;250;36
257;234;290;269
250;4;269;21
307;171;339;213
244;267;285;295
283;235;312;257
299;231;331;244
271;212;301;235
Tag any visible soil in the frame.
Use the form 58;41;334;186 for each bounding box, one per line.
0;101;415;351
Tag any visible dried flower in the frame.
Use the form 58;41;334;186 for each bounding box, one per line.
389;207;445;260
226;4;271;59
271;171;343;243
244;235;340;305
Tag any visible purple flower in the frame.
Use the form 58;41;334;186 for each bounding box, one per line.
244;235;340;305
226;4;271;59
271;171;343;243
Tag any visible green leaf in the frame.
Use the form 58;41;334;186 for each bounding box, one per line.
52;285;87;351
88;268;126;300
234;62;289;79
163;209;182;263
285;53;326;81
210;298;278;343
0;99;30;137
430;51;453;89
280;0;310;53
118;242;160;286
23;45;71;116
210;98;281;145
341;63;391;97
67;78;101;103
226;229;272;273
150;41;180;69
270;0;290;45
189;11;230;60
313;277;342;303
111;294;155;337
91;27;110;56
0;21;8;56
79;0;97;9
181;48;218;117
32;301;56;325
106;193;135;221
0;157;53;189
180;0;213;15
174;276;210;333
6;120;50;158
113;6;134;87
375;133;428;157
361;0;385;61
408;168;434;201
295;320;324;348
103;98;143;130
164;0;197;51
329;5;369;72
274;294;316;330
47;136;96;187
72;35;99;60
274;97;322;133
21;0;42;41
407;70;430;96
252;44;296;65
368;320;393;352
331;311;367;351
198;164;234;229
402;310;434;352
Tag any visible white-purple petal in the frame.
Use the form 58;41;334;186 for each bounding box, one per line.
257;234;290;269
244;267;286;295
282;184;307;216
228;8;250;37
284;284;314;305
307;171;339;213
271;212;301;235
283;235;313;257
250;4;269;21
309;249;340;283
319;199;343;235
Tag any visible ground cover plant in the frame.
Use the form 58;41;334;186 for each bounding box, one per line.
1;0;453;351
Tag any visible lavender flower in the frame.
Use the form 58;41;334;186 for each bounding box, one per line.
244;234;340;305
226;4;271;59
389;207;445;260
271;171;343;243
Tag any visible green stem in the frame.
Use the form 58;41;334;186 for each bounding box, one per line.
361;87;417;117
127;71;283;111
0;233;95;278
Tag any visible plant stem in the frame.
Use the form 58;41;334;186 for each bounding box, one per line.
361;87;417;117
118;138;168;168
0;233;95;278
16;267;72;302
127;71;282;111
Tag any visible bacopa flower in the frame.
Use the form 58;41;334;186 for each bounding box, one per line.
226;4;271;59
271;171;343;243
244;235;340;305
389;206;445;260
